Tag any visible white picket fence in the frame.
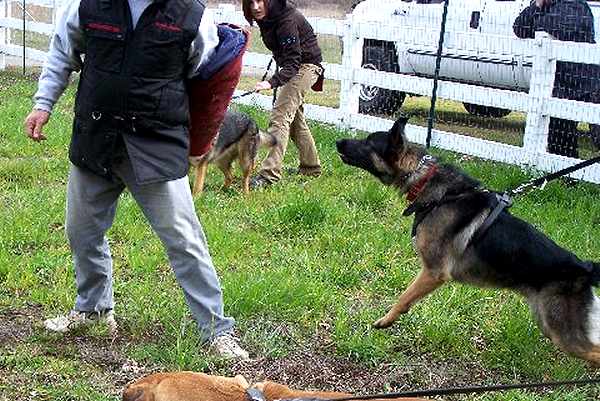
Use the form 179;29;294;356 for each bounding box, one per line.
2;1;600;183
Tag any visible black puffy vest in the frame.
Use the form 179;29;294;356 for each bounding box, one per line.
71;0;205;184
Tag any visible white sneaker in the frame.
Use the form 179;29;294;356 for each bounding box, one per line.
43;310;117;335
209;331;250;360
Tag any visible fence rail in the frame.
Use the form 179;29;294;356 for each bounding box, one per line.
1;1;599;183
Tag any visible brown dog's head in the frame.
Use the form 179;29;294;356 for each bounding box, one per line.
336;116;425;190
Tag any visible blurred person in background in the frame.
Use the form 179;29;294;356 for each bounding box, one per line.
514;0;600;157
242;0;325;188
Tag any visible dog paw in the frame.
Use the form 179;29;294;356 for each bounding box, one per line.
372;317;394;329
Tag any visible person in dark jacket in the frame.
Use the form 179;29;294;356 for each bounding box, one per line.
513;0;600;157
23;0;249;360
242;0;324;187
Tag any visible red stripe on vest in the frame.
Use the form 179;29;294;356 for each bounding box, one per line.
87;23;121;33
154;22;182;32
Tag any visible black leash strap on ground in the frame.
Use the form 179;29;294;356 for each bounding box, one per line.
231;58;274;100
289;377;600;401
508;154;600;196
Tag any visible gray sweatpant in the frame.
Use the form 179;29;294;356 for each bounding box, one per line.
65;155;234;341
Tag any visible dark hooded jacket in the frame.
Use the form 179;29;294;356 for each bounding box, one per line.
513;0;600;101
256;0;322;88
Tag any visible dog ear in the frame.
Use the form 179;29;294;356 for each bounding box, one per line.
388;116;409;152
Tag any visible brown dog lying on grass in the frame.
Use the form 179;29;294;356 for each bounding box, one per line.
122;372;432;401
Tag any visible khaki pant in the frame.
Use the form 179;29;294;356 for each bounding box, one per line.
259;63;322;182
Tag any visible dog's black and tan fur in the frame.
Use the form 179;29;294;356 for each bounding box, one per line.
336;116;600;364
193;110;276;195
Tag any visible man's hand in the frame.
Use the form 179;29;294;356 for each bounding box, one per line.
254;81;272;92
535;0;549;8
24;109;50;142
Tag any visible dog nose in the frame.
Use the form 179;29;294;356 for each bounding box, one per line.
335;139;346;152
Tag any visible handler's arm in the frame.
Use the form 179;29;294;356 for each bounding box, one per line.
25;0;84;141
33;0;84;113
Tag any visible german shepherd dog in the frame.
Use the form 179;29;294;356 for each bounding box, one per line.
336;116;600;364
193;110;276;195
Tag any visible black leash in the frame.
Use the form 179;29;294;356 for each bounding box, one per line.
507;154;600;197
319;377;600;400
470;153;600;242
231;58;274;100
246;377;600;401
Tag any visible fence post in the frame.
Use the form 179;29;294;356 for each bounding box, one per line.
338;13;360;129
522;31;555;164
0;0;7;70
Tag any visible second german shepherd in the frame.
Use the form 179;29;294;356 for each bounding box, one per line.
336;116;600;364
192;110;276;195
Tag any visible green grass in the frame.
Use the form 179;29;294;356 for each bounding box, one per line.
1;69;599;400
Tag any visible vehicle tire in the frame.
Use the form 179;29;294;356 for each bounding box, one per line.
359;40;405;115
463;103;511;118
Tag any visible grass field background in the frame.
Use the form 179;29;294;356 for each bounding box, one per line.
1;69;599;400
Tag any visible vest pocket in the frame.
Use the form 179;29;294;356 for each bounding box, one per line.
85;24;126;73
69;113;119;178
136;26;186;78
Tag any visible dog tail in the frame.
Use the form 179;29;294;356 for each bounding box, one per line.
258;129;278;148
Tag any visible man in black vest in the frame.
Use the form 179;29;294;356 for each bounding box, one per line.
514;0;600;158
24;0;249;360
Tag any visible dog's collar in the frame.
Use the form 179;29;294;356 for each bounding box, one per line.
406;155;437;203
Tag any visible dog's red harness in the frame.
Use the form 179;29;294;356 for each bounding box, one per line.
406;163;438;202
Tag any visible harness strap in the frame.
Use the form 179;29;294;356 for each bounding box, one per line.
469;192;513;244
403;191;479;237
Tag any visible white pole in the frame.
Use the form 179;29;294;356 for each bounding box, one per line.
0;0;7;70
338;14;360;129
522;31;556;165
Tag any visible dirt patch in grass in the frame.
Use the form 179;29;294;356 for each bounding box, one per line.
0;306;565;400
233;347;495;394
0;305;152;398
231;323;500;397
0;304;41;345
